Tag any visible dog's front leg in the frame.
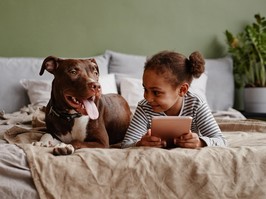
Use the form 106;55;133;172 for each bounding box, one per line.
32;133;60;147
70;139;109;149
53;138;106;156
32;133;75;155
71;126;110;149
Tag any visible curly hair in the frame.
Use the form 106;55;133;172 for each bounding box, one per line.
144;50;205;87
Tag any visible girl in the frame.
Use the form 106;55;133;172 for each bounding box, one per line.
121;50;227;149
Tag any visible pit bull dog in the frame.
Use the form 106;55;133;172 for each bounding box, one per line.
36;56;131;155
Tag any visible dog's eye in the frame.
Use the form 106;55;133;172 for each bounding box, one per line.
93;68;98;76
69;69;77;75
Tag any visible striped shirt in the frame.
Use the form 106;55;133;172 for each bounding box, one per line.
121;91;227;148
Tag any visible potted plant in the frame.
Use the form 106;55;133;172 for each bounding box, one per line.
225;13;266;113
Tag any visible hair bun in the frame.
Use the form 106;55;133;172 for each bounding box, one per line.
188;51;205;78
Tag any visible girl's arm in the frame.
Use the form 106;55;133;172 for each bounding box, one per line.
196;103;227;147
121;104;149;148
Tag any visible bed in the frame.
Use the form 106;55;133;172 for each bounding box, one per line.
1;50;266;199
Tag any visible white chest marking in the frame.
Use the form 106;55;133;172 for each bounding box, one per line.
58;115;89;143
72;115;89;141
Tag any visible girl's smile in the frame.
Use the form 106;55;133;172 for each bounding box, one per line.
142;69;188;116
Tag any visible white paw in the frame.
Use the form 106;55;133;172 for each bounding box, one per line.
32;140;53;147
32;133;60;147
53;143;75;156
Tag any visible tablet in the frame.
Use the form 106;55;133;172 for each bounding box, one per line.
151;116;192;139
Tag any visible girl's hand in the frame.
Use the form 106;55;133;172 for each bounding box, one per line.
136;129;166;148
174;131;206;149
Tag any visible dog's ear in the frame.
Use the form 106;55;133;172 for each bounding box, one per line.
39;56;60;76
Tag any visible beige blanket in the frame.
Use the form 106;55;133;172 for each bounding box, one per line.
3;119;266;199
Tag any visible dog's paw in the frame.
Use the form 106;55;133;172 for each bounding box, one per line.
53;143;75;156
32;140;53;147
32;133;58;147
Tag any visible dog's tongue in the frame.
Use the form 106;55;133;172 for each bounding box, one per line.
83;100;99;120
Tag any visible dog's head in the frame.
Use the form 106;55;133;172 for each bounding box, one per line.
40;56;101;119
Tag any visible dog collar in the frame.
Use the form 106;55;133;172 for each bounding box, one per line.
48;106;82;121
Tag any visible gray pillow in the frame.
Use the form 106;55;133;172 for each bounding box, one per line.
0;57;50;113
205;56;234;112
104;50;147;92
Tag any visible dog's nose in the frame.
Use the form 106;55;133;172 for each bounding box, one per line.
88;82;101;91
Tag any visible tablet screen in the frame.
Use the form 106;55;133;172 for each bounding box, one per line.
151;116;192;139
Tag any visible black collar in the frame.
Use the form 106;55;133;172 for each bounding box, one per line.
48;106;82;121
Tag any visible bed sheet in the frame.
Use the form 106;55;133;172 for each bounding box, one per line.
1;107;266;199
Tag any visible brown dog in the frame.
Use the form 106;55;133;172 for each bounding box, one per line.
38;56;131;155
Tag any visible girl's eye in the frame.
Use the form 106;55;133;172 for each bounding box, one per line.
153;90;161;96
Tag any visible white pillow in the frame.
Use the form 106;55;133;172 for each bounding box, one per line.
99;74;118;94
120;74;208;114
120;77;143;114
94;55;110;75
20;79;52;107
189;72;208;102
20;74;117;106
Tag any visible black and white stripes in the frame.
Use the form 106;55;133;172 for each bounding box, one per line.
121;91;227;148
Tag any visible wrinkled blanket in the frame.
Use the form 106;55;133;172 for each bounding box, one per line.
3;121;266;199
18;142;266;199
2;107;266;199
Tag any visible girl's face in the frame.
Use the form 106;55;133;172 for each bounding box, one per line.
142;69;188;116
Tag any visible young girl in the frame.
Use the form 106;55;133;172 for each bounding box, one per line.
121;50;227;149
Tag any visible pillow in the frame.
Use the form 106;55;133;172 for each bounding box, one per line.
189;72;208;102
120;74;208;114
20;79;52;107
105;50;147;77
20;74;117;106
204;56;234;111
120;77;143;114
104;50;147;92
99;74;118;94
115;73;139;94
94;55;110;76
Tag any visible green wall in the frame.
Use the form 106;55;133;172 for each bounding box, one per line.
0;0;265;58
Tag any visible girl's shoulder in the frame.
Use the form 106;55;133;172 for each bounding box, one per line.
138;99;148;106
136;99;164;116
136;99;151;112
185;90;210;111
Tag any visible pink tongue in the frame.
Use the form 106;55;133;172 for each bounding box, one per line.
83;100;99;120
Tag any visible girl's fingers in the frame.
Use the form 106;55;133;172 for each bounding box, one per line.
174;132;200;148
146;129;152;136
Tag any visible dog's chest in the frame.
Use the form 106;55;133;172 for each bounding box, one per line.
58;116;89;143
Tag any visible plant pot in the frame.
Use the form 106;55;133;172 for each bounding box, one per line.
244;87;266;113
234;87;244;111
